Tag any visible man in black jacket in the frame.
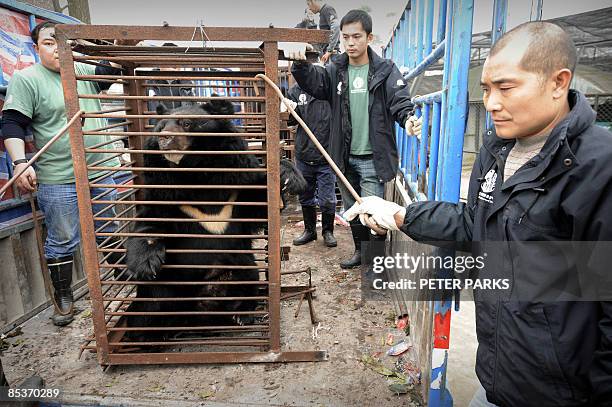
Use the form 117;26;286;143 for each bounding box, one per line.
344;22;612;406
289;9;418;271
285;82;337;248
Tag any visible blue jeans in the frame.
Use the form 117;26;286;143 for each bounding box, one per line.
296;160;337;214
337;155;385;213
37;177;118;259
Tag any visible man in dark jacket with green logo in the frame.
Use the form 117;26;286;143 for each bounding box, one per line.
285;82;337;248
344;22;612;406
289;9;418;271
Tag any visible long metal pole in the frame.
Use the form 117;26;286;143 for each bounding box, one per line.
258;74;361;202
430;2;475;407
0;110;84;197
536;0;544;21
486;0;508;130
256;73;387;235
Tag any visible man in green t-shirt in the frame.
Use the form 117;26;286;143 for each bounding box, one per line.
290;10;421;274
1;22;121;326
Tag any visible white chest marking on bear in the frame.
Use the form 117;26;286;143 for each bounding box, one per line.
179;192;238;234
163;153;183;164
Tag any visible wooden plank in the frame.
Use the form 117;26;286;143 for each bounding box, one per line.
10;233;34;312
0;236;24;324
55;25;329;44
19;230;47;306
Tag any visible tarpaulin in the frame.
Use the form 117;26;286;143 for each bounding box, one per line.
0;7;38;201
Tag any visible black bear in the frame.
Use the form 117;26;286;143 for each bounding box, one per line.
123;97;306;341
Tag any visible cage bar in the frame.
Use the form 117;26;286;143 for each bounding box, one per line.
56;24;329;366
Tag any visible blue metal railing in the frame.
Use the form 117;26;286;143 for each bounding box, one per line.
385;1;548;405
384;1;475;406
385;0;473;203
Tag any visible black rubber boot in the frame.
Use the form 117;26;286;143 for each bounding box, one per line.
321;212;337;247
48;256;74;326
293;206;317;246
340;222;369;269
365;233;388;283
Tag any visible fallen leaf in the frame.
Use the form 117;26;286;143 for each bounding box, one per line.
6;327;23;338
361;355;395;377
385;311;397;326
148;384;164;392
198;390;215;399
388;382;413;394
12;338;26;347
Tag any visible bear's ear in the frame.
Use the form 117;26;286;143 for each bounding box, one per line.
156;104;168;115
202;93;235;116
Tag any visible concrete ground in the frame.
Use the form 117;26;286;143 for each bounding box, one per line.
2;212;428;407
447;299;479;407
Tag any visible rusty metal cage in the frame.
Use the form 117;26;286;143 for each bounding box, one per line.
54;25;329;366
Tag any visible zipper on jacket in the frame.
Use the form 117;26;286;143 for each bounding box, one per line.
492;214;514;401
518;187;546;224
492;299;502;400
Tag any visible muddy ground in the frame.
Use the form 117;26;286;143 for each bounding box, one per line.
1;209;423;407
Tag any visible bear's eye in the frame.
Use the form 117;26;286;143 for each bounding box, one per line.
181;120;191;129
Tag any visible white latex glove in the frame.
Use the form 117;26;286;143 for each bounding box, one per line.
343;196;406;232
280;98;297;113
283;43;314;61
405;115;423;138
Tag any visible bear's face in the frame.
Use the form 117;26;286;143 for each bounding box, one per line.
153;97;236;164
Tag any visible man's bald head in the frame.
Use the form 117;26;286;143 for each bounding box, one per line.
481;21;576;140
490;21;577;79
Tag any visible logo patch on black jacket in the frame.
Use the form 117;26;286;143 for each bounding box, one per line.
478;169;497;204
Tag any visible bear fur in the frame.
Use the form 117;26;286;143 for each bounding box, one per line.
123;98;306;340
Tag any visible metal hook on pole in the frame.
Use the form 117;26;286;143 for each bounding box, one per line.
255;73;387;235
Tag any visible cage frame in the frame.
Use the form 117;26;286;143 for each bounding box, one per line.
55;24;329;366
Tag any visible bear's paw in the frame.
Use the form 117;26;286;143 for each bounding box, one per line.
125;237;166;280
